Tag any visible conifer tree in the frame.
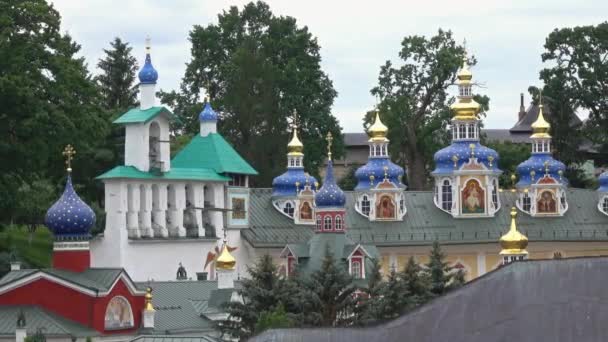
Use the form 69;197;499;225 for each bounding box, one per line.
95;37;138;111
425;240;457;296
356;258;385;324
401;256;430;307
377;266;409;320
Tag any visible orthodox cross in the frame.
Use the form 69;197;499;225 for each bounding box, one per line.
326;132;333;161
62;144;76;173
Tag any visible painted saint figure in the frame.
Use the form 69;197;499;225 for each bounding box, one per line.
537;190;557;213
300;201;312;220
462;180;485;214
376;195;395;219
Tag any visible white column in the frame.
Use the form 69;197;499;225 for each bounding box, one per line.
477;252;486;276
152;184;168;237
211;183;225;239
15;328;26;342
192;183;206;237
127;184;140;238
139;184;153;237
217;268;235;289
168;183;186;237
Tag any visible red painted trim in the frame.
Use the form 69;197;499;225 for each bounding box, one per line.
53;250;90;273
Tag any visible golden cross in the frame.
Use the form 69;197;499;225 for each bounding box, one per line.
62;144;76;172
326;132;333;161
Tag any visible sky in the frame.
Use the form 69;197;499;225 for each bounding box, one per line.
50;0;607;133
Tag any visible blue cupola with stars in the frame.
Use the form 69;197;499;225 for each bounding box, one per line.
272;110;318;198
44;145;95;241
431;51;502;218
199;98;219;137
599;171;608;193
354;111;405;190
138;38;158;85
315;133;346;208
598;171;608;216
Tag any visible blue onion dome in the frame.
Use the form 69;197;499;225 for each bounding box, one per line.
315;160;346;208
355;159;404;190
138;44;158;84
433;141;500;175
45;176;96;240
199;101;218;122
599;171;608;193
516;154;567;188
272;170;318;197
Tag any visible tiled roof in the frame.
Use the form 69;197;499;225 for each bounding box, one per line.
113;106;173;124
96;165;230;182
172;133;258;175
243;188;608;247
0;306;98;337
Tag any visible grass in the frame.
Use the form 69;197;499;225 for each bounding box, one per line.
0;225;53;269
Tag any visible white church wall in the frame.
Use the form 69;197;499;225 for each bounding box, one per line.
124;123;148;171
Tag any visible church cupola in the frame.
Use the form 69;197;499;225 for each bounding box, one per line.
138;37;158;110
597;171;608;216
314;133;346;233
199;98;218;137
354;110;406;221
515;95;568;217
499;207;528;265
45;145;96;272
272;111;318;224
216;232;237;289
432;49;502;218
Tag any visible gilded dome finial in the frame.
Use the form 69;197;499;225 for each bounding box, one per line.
216;230;236;270
451;45;480;120
287;109;304;156
62;144;76;173
531;89;551;139
368;109;388;142
499;207;529;256
144;287;155;311
326;132;333;161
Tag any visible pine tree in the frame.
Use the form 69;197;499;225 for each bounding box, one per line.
401;256;430;307
355;258;385;325
377;266;409;320
305;245;357;327
425;240;456;297
95;37;138;111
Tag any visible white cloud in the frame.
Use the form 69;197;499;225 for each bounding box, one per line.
51;0;607;132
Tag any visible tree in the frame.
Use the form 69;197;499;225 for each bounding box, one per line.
539;22;608;153
254;304;294;333
159;1;342;186
377;266;409;320
425;240;459;297
95;37;138;111
13;176;55;244
484;141;530;188
372;29;475;190
401;256;430;308
338;166;358;191
355;258;385;324
220;254;284;340
0;0;108;224
304;245;357;326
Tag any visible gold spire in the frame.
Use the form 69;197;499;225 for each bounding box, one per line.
326;132;333;161
216;232;236;270
499;207;529;256
368;110;388;142
62;144;76;173
287;110;304;156
531;93;551;139
144;287;155;311
451;50;480;121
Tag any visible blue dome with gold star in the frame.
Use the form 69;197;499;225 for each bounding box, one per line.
138;52;158;84
272;169;318;197
355;158;405;190
598;171;608;193
45;176;96;240
315;160;345;208
516;153;567;188
433;141;500;175
199;102;218;122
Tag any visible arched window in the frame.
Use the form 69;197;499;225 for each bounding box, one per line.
104;296;134;330
316;215;322;230
467;124;475;139
452;126;457;140
603;197;608;214
335;215;343;230
399;197;405;213
361;195;371;216
522;192;531;212
492;179;499;209
370;145;375;156
351;259;362;279
375;145;381;156
441;180;452;211
289;159;295;167
283;202;294;217
324;216;332;231
458;124;466;140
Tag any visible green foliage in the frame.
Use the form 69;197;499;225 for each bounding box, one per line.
372;29;478;190
159;1;341;186
401;256;430;307
95;37;139;111
338;166;358;191
484;141;530;187
355;258;384;324
254;304;294;333
377;266;409;320
0;226;52;277
539;22;608;153
425;240;459;297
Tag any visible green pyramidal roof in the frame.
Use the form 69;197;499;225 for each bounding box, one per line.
172;133;258;175
113;106;173;124
96;166;230;182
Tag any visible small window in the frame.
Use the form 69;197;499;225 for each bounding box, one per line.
441;180;452;211
283;202;294;217
370;145;375;156
523;193;531;212
560;194;566;209
492;180;498;209
361;195;371;216
316;215;322;230
603;197;608;213
458;125;466;140
467;124;475;139
375;145;381;156
323;216;332;231
399;197;405;212
228;173;246;187
335;215;343;230
351;259;362;279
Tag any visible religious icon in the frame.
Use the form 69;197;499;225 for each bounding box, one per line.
299;201;313;220
231;197;246;219
461;179;485;214
537;190;557;213
376;195;395;219
104;296;134;329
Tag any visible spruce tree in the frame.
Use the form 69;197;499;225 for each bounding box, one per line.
425;240;456;296
95;37;138;111
377;266;409;320
401;256;430;307
356;258;385;325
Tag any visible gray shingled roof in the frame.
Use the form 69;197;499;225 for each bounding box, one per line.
243;188;608;247
0;306;98;338
510;103;582;133
250;257;608;342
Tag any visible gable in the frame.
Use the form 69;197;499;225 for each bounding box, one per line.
113;106;174;125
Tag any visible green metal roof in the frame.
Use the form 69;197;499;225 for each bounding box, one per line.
242;188;608;247
172;133;258;175
130;336;221;342
113;106;173;124
96;166;230;182
0;306;98;337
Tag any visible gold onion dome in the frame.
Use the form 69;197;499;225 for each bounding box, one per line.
451;56;480;121
144;287;155;311
216;241;236;270
368;111;388;141
456;57;473;82
499;207;529;255
531;102;551;139
287;126;304;155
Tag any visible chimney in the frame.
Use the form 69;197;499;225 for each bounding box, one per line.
518;93;526;121
10;261;21;271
